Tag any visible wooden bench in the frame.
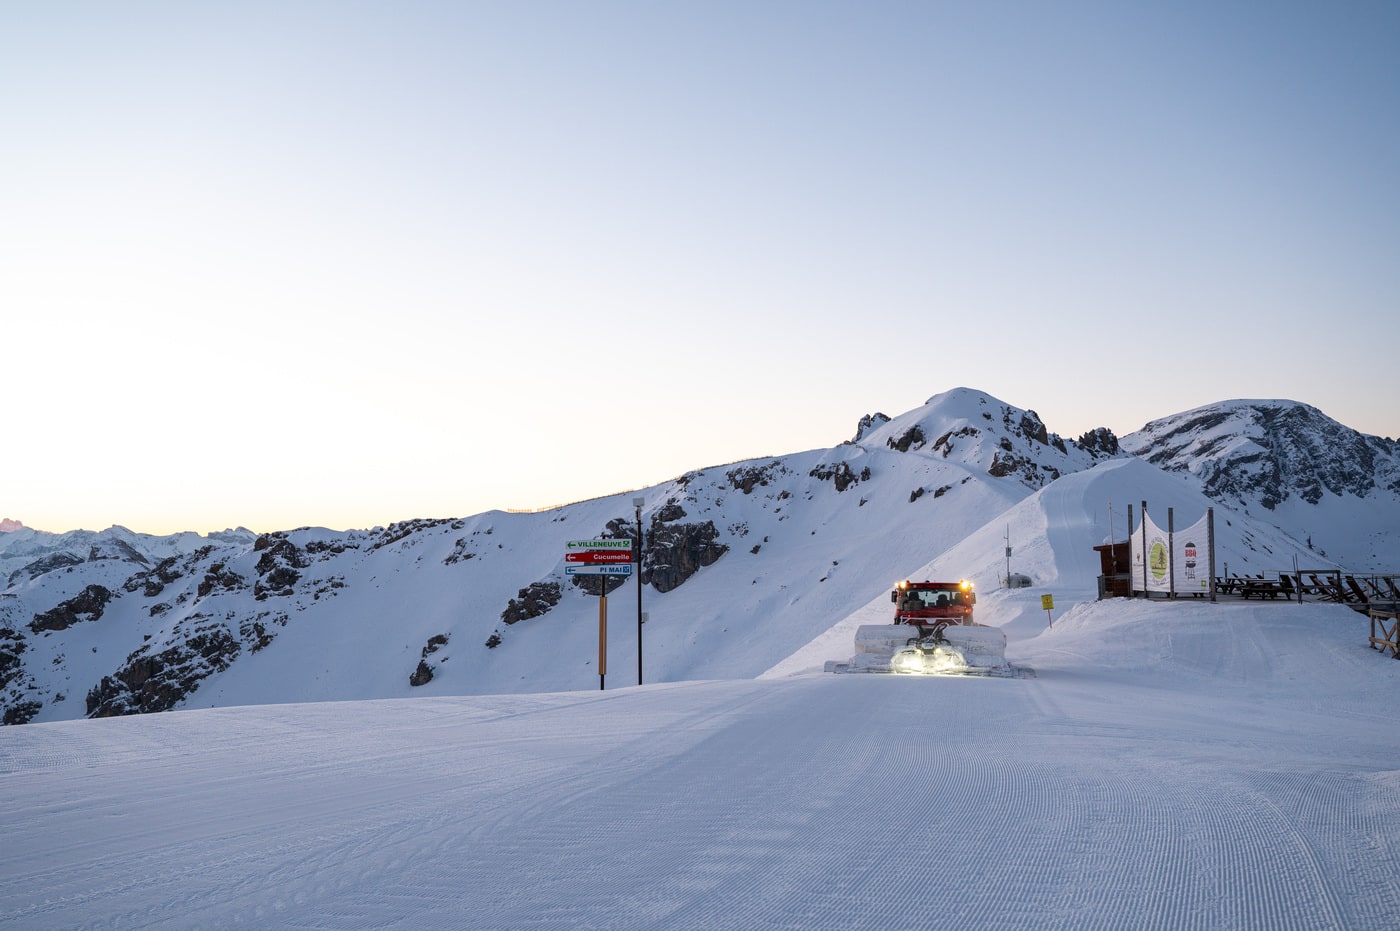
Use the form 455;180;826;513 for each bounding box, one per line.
1240;578;1285;599
1308;574;1346;602
1345;576;1372;604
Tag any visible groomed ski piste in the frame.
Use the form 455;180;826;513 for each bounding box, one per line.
4;597;1397;929
4;462;1399;929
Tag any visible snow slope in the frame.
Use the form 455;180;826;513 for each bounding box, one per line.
3;599;1397;929
4;432;1399;928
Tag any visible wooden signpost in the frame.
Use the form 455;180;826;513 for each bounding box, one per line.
566;540;637;689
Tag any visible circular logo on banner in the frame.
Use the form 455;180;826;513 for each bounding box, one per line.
1149;538;1169;581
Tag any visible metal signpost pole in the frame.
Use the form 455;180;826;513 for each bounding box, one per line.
633;497;645;686
598;588;606;691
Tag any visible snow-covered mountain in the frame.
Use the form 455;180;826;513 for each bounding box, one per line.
0;523;257;589
4;387;1396;725
1121;399;1400;568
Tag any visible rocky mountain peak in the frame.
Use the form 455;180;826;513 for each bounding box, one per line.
1121;400;1400;509
854;388;1113;491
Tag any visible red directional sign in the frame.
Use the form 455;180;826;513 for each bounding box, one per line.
565;550;635;564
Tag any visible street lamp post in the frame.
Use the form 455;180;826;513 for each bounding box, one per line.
633;496;645;685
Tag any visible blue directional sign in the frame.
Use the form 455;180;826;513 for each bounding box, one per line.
565;564;634;576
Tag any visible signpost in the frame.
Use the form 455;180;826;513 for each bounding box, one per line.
565;550;635;564
1041;593;1055;629
567;540;638;689
564;564;634;576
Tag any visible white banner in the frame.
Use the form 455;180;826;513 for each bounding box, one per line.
1131;508;1212;595
1174;513;1210;594
1131;511;1172;593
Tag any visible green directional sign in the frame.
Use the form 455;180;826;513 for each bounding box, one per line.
566;539;633;550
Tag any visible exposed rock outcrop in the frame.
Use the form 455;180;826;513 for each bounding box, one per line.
369;517;461;552
9;552;84;585
988;447;1062;488
809;461;870;492
197;562;247;599
29;585;114;633
409;660;434;687
727;461;788;494
501;582;562;625
253;537;308;600
86;618;241;717
0;627;26;693
409;633;449;686
3;700;40;726
932;426;981;457
1076;427;1121;458
643;517;728;594
238;611;287;653
123;555;188;598
851;412;890;443
887;425;926;453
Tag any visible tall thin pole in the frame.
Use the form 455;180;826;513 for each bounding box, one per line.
1004;525;1011;589
1141;501;1149;597
1108;499;1116;572
634;497;645;686
598;588;607;691
1128;503;1134;596
1167;507;1176;600
1208;508;1217;603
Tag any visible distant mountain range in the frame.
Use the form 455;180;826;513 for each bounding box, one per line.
4;388;1397;725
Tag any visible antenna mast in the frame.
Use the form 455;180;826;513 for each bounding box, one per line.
1004;525;1011;589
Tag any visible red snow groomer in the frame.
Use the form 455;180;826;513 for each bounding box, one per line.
882;578;1007;674
825;577;1015;676
891;579;976;630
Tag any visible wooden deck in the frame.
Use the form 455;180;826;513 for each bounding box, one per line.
1214;572;1400;611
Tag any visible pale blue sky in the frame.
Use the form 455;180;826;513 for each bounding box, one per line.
4;1;1398;535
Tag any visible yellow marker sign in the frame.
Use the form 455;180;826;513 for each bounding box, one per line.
1041;594;1055;611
